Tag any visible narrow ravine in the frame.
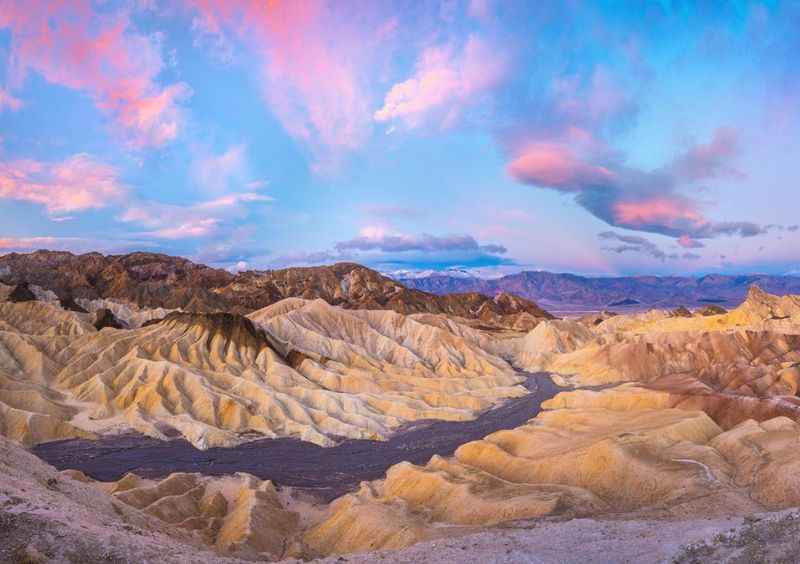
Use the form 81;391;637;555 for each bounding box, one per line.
33;372;562;501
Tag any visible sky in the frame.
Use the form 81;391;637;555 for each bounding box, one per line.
0;0;798;277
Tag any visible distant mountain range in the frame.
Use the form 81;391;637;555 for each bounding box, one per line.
397;271;800;312
0;250;551;328
4;250;798;317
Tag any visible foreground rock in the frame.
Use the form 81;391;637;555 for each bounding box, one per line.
0;434;249;563
9;429;800;563
310;508;800;564
10;408;800;562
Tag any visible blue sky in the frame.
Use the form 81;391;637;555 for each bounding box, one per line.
0;0;798;275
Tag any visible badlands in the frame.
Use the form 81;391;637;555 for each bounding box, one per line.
3;253;800;562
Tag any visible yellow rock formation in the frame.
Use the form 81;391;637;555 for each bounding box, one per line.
0;298;525;448
302;405;737;556
94;471;299;559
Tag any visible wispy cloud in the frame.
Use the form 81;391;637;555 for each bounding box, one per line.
0;0;190;147
0;236;154;254
186;0;381;171
191;144;251;194
0;154;127;216
0;88;23;112
375;34;510;130
361;204;426;221
119;192;272;240
598;231;676;261
335;228;506;255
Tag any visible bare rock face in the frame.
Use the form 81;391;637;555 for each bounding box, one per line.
93;308;128;330
0;251;551;329
0;433;303;562
671;306;692;318
93;471;300;559
302;407;750;557
8;282;37;303
696;304;727;316
0;298;525;449
59;296;88;313
508;286;800;434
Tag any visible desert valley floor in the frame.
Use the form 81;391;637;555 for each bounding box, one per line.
3;252;800;563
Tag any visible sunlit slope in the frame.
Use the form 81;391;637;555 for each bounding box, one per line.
0;298;525;448
511;286;800;395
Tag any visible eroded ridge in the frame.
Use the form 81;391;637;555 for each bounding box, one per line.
0;297;527;448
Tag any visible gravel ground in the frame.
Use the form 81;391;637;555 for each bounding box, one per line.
300;510;800;564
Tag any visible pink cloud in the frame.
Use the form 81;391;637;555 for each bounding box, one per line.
506;143;614;190
0;0;189;148
0;88;23;111
187;0;376;170
613;198;704;229
149;218;220;240
671;127;743;181
0;236;155;254
677;234;705;249
505;107;757;242
375;34;510;129
0;154;127;215
0;237;78;250
553;67;636;126
119;192;271;240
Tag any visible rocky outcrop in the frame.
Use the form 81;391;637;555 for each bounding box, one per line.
302;406;754;556
0;298;525;449
91;471;300;559
696;304;727;316
58;296;88;313
0;433;297;562
671;306;692;317
8;282;36;303
0;251;550;329
93;308;128;330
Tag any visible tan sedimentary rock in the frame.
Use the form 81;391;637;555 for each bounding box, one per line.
0;298;525;449
0;282;13;301
98;471;299;559
0;301;94;336
0;432;303;562
76;297;174;328
542;384;675;412
513;287;800;431
0;434;255;563
710;417;800;508
511;288;800;414
546;381;800;430
303;406;734;556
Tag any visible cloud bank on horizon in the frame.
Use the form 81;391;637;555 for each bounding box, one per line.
0;0;798;276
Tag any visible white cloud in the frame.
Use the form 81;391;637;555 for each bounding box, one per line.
119;192;272;240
